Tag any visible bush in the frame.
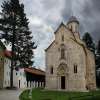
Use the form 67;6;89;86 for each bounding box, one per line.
19;89;30;100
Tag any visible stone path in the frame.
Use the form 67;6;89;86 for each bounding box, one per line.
0;89;24;100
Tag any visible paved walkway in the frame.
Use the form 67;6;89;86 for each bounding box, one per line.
0;89;24;100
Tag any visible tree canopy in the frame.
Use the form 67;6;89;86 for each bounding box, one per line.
0;0;36;67
82;32;95;53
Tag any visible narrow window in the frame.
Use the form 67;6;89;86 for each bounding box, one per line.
61;44;65;59
0;57;3;61
50;67;53;74
5;80;6;85
61;48;65;59
70;25;72;31
62;35;64;41
74;64;77;73
1;57;3;61
8;80;9;85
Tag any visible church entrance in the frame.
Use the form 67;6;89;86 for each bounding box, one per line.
57;63;67;90
61;76;65;89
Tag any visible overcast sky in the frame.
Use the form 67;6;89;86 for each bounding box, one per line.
0;0;100;70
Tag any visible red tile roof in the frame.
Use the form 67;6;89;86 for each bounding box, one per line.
24;67;45;76
4;50;12;58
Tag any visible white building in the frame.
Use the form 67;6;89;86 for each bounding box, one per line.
3;56;11;88
0;40;45;89
2;50;27;89
0;46;27;88
13;68;26;88
0;39;27;89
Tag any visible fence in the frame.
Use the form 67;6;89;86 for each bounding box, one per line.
26;81;45;88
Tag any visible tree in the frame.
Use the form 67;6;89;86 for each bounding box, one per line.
16;4;37;67
95;40;100;87
82;32;95;53
96;40;100;69
0;0;36;88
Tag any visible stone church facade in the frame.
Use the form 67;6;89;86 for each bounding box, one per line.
45;16;96;91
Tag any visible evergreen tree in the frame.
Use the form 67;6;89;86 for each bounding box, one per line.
96;40;100;69
82;32;95;53
16;4;36;67
0;0;36;88
95;40;100;87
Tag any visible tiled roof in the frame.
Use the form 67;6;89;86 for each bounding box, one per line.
4;50;12;58
24;67;45;76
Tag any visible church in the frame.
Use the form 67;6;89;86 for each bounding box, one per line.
45;16;96;91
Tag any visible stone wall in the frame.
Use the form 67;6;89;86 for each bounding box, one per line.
85;49;96;90
45;24;96;91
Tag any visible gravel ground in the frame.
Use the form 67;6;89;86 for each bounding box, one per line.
0;89;24;100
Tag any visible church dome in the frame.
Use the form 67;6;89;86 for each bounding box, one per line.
67;16;79;24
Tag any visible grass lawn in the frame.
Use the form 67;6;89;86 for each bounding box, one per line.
19;88;100;100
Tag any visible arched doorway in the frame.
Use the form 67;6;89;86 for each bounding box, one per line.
57;63;68;89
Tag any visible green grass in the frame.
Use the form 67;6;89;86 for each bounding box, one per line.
19;88;100;100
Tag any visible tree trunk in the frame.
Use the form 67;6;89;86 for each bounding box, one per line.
10;13;15;88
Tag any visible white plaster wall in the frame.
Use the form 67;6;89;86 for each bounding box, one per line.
3;57;27;88
3;57;11;87
13;68;27;88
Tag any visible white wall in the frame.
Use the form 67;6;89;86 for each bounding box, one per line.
3;57;27;88
3;57;11;87
13;68;27;88
3;57;44;89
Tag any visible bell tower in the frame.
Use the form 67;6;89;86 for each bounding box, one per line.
67;16;80;39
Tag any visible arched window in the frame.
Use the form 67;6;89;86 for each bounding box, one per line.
62;35;64;41
69;25;73;31
50;67;53;74
74;64;77;73
60;44;65;59
61;48;65;59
